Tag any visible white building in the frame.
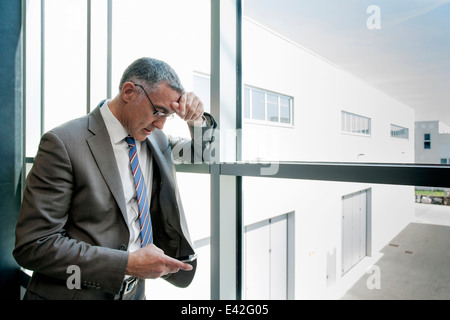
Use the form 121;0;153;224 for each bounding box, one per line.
415;120;450;164
238;18;415;299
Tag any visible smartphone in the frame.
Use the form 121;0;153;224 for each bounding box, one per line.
176;253;198;262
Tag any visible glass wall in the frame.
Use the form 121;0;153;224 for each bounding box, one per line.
108;1;211;297
241;0;449;300
24;0;211;300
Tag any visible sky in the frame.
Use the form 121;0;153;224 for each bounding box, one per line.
244;0;450;125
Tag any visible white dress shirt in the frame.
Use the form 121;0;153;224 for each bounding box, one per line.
100;100;153;254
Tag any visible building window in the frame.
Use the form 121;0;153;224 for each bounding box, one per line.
441;158;449;164
341;111;371;136
244;86;293;125
424;133;431;149
390;124;409;139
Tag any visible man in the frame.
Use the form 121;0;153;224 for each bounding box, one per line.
14;57;216;300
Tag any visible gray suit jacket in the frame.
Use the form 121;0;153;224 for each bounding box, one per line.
13;102;216;300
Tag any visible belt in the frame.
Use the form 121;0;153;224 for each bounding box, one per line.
116;277;139;299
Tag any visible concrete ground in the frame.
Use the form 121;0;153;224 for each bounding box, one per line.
341;203;450;300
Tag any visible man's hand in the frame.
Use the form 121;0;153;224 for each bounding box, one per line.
171;92;205;126
125;244;193;279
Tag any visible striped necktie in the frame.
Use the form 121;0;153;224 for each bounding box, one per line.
125;136;153;247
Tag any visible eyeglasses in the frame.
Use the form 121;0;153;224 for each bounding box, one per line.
133;83;174;119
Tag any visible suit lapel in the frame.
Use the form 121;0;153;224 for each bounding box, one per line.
86;104;128;225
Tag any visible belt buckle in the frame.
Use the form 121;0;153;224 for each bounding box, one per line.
123;277;138;296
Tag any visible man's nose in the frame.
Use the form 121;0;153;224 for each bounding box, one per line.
153;118;166;130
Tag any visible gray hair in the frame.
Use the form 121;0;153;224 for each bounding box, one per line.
119;57;184;93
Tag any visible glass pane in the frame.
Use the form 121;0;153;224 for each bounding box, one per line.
146;172;210;300
363;118;370;135
242;0;448;164
244;87;251;119
25;0;42;157
267;93;278;122
345;112;351;132
112;0;211;300
252;90;265;120
391;124;409;139
193;74;211;113
44;0;87;132
280;96;290;124
112;0;210;141
242;176;450;299
351;115;357;134
90;0;108;110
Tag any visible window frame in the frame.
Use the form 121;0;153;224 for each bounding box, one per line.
390;124;409;140
424;133;431;149
244;84;294;127
341;110;371;137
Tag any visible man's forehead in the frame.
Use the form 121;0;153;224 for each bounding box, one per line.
153;84;181;113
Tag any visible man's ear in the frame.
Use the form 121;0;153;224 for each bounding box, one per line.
122;82;137;103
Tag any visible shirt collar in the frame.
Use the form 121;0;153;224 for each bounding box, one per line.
100;99;130;144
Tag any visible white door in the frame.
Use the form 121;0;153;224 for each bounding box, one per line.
244;220;271;299
244;215;288;299
342;190;368;274
269;216;287;299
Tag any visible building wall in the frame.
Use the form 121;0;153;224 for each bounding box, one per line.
241;19;415;164
415;120;450;164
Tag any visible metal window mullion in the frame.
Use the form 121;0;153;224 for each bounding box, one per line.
210;0;239;300
264;91;267;121
219;162;450;188
290;96;293;126
277;95;281;123
249;87;253;119
86;0;91;114
21;0;27;197
106;0;112;99
40;0;45;135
